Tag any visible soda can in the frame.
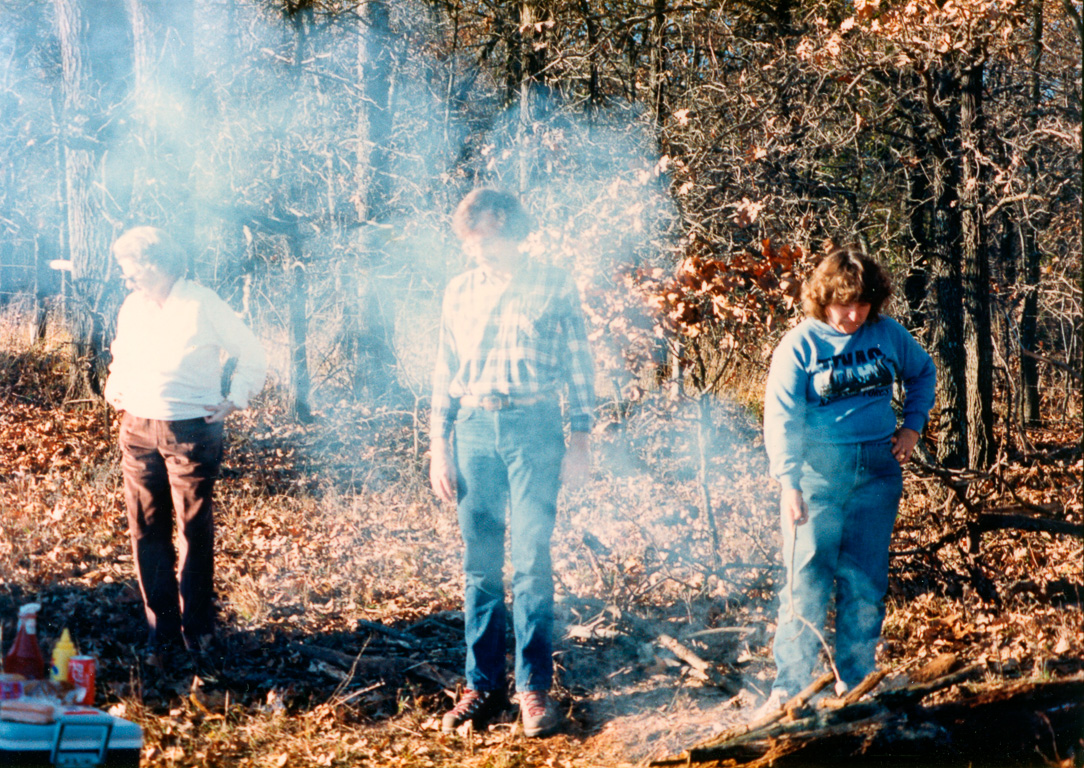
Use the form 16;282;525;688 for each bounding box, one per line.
68;656;96;705
0;673;22;700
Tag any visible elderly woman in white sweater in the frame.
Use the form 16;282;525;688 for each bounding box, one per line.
105;226;266;667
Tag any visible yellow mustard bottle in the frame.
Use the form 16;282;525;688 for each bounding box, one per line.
50;628;76;682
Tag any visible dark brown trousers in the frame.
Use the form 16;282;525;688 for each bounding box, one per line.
120;414;224;650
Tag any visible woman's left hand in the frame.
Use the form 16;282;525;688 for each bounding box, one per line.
891;427;920;465
204;400;239;423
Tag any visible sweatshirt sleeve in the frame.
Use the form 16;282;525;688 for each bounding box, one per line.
893;320;937;433
763;330;809;492
206;291;267;410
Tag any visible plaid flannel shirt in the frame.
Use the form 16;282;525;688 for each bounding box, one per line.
430;259;595;440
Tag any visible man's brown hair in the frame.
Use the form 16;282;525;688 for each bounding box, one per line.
801;245;894;322
451;188;532;243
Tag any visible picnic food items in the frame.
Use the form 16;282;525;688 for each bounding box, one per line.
0;701;143;764
3;603;45;680
0;674;22;701
50;628;76;683
0;615;131;765
0;697;55;724
68;656;96;705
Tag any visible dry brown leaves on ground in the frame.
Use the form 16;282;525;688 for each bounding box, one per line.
0;341;1081;768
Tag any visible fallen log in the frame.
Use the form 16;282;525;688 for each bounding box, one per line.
652;672;1084;768
873;663;982;707
905;652;959;684
653;670;837;762
656;633;741;693
354;618;419;647
972;512;1084;540
817;668;890;709
590;609;745;694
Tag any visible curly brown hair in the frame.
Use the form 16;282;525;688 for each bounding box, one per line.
801;246;894;322
451;188;532;243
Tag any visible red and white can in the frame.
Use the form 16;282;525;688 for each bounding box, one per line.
68;656;96;705
0;673;22;700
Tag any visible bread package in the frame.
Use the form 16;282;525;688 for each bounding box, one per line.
0;697;56;724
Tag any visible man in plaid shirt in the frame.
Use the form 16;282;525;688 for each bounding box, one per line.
430;189;594;737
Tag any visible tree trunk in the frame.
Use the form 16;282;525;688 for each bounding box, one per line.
925;70;968;469
125;0;196;246
1018;226;1042;425
129;0;193;91
649;0;668;125
284;1;313;419
960;59;995;469
696;396;720;572
354;0;392;222
516;1;550;192
929;244;969;472
53;0;132;399
346;0;404;402
285;231;312;422
577;0;600;119
902;107;930;328
517;1;533;192
995;210;1025;450
1019;0;1044;425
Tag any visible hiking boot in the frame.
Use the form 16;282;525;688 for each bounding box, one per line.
441;689;507;734
519;690;559;737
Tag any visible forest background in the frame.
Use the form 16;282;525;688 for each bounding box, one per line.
0;1;1080;767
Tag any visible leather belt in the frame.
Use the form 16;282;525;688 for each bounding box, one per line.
458;393;553;410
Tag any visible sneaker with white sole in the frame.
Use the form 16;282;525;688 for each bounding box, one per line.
519;690;559;737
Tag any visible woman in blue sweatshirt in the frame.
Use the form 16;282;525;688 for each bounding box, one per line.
762;246;936;705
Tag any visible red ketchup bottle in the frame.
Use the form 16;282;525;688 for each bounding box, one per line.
3;603;46;680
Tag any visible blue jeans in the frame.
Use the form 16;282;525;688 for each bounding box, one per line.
454;401;565;693
771;440;902;695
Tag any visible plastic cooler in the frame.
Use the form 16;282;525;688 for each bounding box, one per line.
0;706;142;767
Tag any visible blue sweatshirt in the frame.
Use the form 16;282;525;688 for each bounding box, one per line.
764;315;936;491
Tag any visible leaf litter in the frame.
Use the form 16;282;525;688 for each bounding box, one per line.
0;343;1080;767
